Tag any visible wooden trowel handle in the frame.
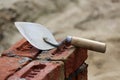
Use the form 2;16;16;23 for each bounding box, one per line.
69;36;106;53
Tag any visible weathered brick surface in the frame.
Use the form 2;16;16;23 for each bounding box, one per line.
8;60;64;80
64;48;87;78
38;47;88;79
3;39;40;58
0;39;40;80
0;56;28;80
0;39;88;80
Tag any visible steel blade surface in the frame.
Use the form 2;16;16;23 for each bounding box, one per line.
15;22;58;50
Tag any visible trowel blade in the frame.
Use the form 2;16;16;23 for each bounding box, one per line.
15;22;58;50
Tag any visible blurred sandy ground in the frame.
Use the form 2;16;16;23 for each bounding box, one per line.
0;0;120;80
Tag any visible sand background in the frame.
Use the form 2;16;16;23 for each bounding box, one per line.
0;0;120;80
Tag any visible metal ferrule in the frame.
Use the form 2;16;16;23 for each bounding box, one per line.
65;36;72;43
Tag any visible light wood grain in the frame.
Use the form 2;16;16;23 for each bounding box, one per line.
71;36;106;53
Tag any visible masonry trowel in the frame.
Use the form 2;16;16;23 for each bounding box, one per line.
15;22;106;53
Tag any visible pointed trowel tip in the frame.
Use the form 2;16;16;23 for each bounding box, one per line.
14;22;26;31
14;22;21;28
14;22;28;29
15;22;34;27
15;22;23;26
14;22;21;27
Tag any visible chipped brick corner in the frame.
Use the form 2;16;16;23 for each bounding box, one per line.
0;39;88;80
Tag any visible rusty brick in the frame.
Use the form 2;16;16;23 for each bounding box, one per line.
0;56;29;80
8;60;64;80
64;48;87;78
1;38;88;80
50;48;87;78
3;39;40;58
38;47;88;79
